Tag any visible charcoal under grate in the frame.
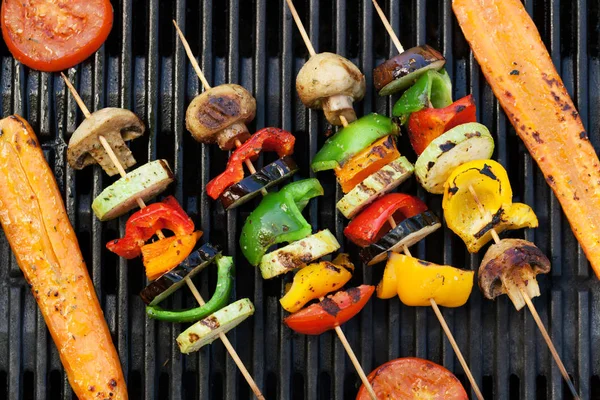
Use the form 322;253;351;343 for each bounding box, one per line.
0;0;599;399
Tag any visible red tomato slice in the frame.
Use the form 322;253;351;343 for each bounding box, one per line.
356;357;468;400
284;285;375;335
1;0;113;72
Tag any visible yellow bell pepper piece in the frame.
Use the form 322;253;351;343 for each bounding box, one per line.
142;231;202;281
442;159;538;252
280;254;354;313
376;258;399;299
388;253;474;307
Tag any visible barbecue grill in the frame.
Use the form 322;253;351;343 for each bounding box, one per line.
0;0;598;399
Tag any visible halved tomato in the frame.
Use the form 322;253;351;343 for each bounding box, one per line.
1;0;113;72
356;357;468;400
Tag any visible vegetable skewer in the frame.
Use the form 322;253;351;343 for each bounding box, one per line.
383;212;483;400
467;185;580;400
172;21;267;196
283;3;376;398
62;75;266;400
175;25;368;395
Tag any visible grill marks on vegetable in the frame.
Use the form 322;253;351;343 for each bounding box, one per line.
197;95;242;130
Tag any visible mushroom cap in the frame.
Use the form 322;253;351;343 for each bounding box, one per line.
67;108;145;175
478;238;550;300
185;84;256;147
295;52;366;109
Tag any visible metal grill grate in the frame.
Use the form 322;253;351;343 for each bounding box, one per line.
0;0;599;399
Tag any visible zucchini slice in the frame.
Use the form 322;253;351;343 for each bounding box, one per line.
360;211;441;265
219;156;298;210
259;230;341;279
92;160;174;221
336;156;414;219
415;123;494;194
177;298;255;354
140;243;221;306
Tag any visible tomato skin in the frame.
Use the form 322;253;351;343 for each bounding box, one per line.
284;285;375;335
1;0;113;72
356;357;468;400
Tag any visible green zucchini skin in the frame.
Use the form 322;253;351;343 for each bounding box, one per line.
219;156;298;210
92;159;174;221
414;123;494;194
177;298;255;354
140;242;221;306
360;211;442;265
336;156;414;219
145;255;235;323
259;230;341;279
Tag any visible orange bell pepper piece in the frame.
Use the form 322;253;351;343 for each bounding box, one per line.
142;231;202;280
334;135;400;193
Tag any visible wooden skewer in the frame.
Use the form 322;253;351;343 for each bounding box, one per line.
371;0;404;54
62;74;266;400
186;280;265;400
173;20;267;196
318;297;377;400
299;102;376;398
284;0;317;57
399;240;483;399
364;17;483;396
467;185;580;400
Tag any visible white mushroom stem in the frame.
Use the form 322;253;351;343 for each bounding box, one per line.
499;265;541;311
323;95;357;125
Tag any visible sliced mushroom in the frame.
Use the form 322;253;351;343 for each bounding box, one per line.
479;239;550;311
185;84;256;150
296;52;366;125
67;108;145;176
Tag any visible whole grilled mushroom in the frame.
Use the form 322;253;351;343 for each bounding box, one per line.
479;238;550;310
185;84;256;150
296;52;366;126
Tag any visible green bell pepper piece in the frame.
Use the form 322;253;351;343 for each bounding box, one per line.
392;69;453;124
311;113;399;172
240;178;324;266
145;255;234;323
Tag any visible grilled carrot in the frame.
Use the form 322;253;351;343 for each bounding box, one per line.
453;0;600;278
0;116;127;399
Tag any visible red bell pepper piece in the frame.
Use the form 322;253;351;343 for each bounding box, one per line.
344;194;428;247
407;94;477;155
106;196;195;259
283;285;375;335
206;127;296;200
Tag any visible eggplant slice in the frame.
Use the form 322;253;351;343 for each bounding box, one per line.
140;242;221;305
219;156;298;210
360;211;441;265
373;45;446;96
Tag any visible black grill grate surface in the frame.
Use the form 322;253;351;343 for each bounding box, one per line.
0;0;599;399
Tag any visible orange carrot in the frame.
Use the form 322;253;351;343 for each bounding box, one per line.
454;0;600;278
0;116;127;399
